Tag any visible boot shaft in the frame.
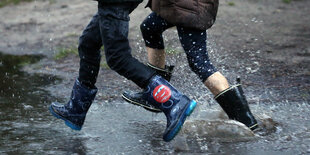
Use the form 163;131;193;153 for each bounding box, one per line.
142;75;197;142
66;79;98;114
142;75;183;111
215;84;258;130
120;63;174;113
49;79;98;130
147;63;174;81
142;75;193;119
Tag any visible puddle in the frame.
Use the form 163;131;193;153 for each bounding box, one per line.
0;52;309;154
0;52;61;154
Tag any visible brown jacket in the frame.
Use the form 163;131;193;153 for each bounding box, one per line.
146;0;219;30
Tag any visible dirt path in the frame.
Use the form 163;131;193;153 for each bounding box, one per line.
0;0;309;103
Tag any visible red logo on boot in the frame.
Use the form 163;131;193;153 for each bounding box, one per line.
153;85;171;103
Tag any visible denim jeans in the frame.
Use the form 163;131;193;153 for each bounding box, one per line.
78;2;155;89
140;12;217;82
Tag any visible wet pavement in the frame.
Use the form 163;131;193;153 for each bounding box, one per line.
0;51;309;154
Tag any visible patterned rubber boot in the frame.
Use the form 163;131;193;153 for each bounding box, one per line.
122;63;174;112
49;79;97;130
142;75;197;142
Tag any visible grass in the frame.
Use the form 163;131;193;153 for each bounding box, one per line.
65;33;79;38
99;46;110;69
54;46;79;60
18;55;43;67
100;59;110;69
0;0;33;8
54;45;110;69
166;47;182;55
228;2;235;6
282;0;291;3
48;0;56;4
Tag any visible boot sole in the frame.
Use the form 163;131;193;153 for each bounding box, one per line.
164;100;197;142
122;94;162;113
49;106;82;131
249;123;258;131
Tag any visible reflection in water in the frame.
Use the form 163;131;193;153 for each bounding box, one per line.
0;52;86;154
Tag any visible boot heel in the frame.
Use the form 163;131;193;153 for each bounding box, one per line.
163;100;197;142
215;84;258;130
49;106;62;120
65;121;82;131
49;105;82;131
186;100;197;116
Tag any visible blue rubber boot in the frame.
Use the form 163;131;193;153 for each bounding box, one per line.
142;75;197;142
122;63;174;113
49;79;97;130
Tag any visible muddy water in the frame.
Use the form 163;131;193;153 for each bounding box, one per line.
0;52;62;154
0;52;309;154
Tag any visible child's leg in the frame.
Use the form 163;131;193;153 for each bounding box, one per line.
147;47;166;69
98;3;155;88
78;13;103;89
177;27;257;130
176;27;229;95
49;13;102;130
204;72;229;96
98;6;197;141
140;12;174;69
121;13;175;112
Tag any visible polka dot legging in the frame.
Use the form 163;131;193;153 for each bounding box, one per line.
140;12;217;82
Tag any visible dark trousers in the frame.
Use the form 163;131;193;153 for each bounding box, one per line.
78;2;155;89
141;12;217;82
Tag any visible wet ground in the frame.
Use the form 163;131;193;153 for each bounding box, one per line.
0;51;309;154
0;0;310;154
